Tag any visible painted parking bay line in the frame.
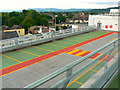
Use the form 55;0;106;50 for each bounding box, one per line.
66;55;108;87
1;54;22;63
19;50;40;57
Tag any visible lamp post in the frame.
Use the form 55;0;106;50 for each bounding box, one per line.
55;15;57;31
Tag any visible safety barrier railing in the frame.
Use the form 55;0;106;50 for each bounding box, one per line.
22;37;120;90
0;26;96;52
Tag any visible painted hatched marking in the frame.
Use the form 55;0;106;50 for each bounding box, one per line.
75;50;87;56
90;53;101;59
72;50;83;55
67;49;80;54
19;50;40;57
80;51;91;57
1;54;22;63
65;49;75;53
103;55;114;62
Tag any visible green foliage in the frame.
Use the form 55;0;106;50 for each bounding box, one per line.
41;14;52;19
26;10;39;25
40;18;49;26
9;11;19;17
20;16;35;33
8;17;20;27
2;13;9;26
56;15;66;24
56;26;59;31
61;26;67;29
22;9;28;15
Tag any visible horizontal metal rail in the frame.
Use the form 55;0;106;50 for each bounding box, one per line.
23;37;120;89
0;26;96;52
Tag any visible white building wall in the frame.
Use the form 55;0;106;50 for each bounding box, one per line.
89;15;119;31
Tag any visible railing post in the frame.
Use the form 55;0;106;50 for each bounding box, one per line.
62;67;72;89
50;32;53;38
104;50;112;72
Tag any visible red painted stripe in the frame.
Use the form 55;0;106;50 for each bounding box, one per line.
90;53;101;59
0;32;115;76
72;50;83;55
65;49;75;53
80;51;91;57
103;55;114;62
99;55;108;61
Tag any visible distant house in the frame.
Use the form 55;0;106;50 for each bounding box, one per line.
2;25;25;37
48;19;54;25
11;25;22;29
0;30;19;40
29;26;42;34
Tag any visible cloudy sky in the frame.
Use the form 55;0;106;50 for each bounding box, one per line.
0;0;119;10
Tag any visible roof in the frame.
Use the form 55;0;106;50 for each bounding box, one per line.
1;31;19;40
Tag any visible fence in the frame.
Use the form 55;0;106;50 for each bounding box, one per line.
0;26;96;52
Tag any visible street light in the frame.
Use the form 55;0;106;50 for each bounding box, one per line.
55;15;58;31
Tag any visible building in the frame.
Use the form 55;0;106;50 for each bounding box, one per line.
89;9;120;31
29;26;42;34
4;29;25;36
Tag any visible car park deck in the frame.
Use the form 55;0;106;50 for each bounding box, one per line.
1;30;119;88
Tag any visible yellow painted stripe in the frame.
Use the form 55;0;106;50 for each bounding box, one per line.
66;55;108;87
111;48;118;54
115;51;119;55
19;50;40;57
1;54;22;63
33;46;54;52
75;50;87;56
65;38;80;42
56;41;73;44
67;49;79;54
91;69;97;72
110;38;116;42
74;81;83;85
93;53;102;60
47;43;65;48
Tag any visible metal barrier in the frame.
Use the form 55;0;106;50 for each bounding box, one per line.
0;26;96;52
22;37;120;89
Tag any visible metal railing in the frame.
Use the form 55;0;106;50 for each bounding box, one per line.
0;26;96;52
22;37;120;89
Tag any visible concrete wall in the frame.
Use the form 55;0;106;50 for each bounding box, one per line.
4;29;25;36
89;15;119;31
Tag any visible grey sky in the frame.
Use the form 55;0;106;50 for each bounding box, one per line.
0;0;119;10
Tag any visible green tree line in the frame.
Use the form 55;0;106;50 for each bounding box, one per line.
2;9;66;33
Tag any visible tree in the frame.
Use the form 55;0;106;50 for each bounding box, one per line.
40;18;49;26
9;11;19;17
26;10;39;25
56;15;66;24
22;9;28;15
8;17;20;27
20;16;35;33
61;26;67;29
2;13;9;26
56;26;59;31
